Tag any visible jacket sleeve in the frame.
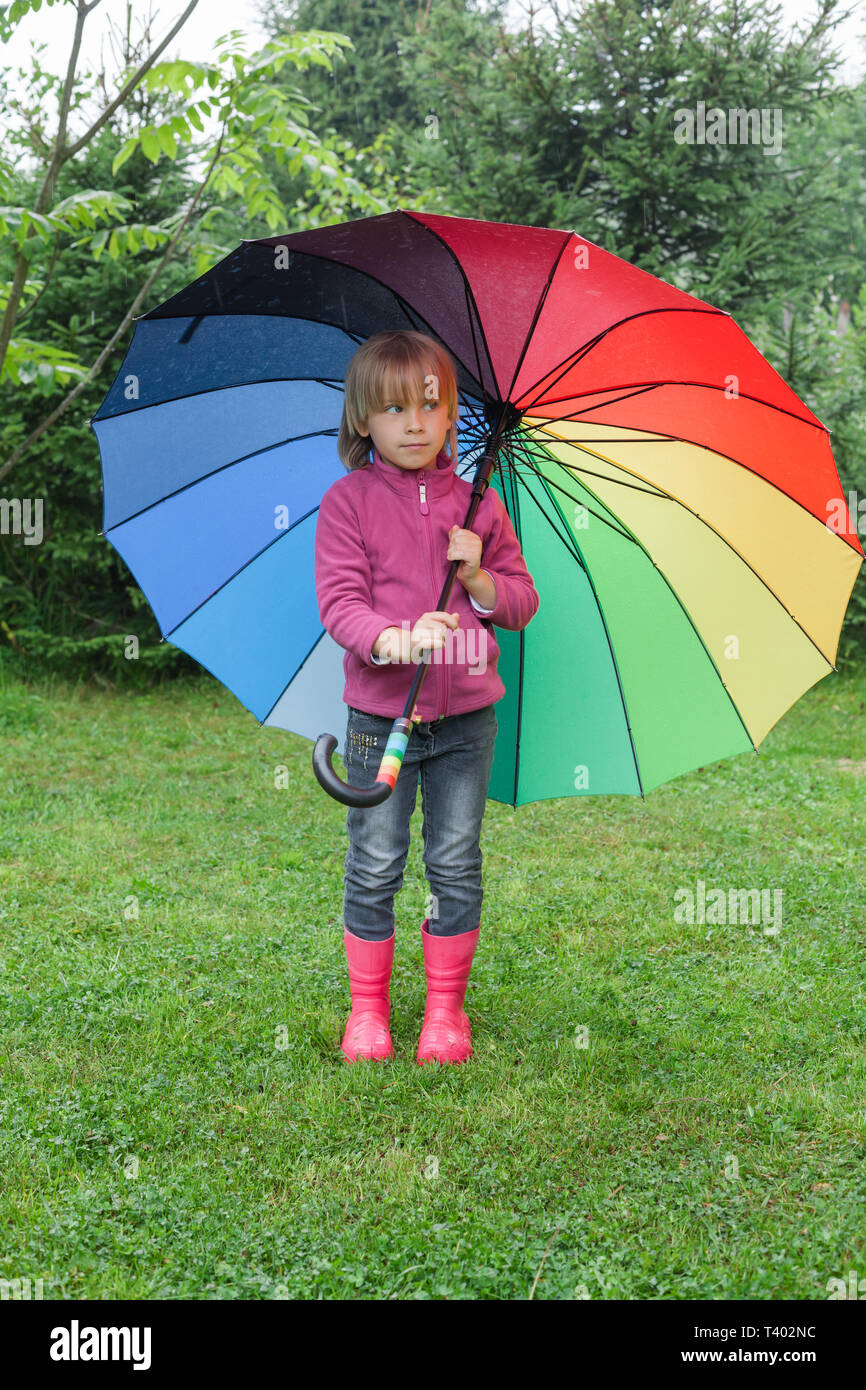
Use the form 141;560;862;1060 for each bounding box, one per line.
468;580;495;617
315;482;401;665
475;489;540;631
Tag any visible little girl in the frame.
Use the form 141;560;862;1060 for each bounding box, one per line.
314;330;539;1065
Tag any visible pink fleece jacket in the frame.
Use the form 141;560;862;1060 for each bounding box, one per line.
314;444;540;721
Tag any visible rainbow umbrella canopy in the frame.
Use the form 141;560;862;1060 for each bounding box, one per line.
91;209;864;806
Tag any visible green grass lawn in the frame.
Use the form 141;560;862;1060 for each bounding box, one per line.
1;665;864;1300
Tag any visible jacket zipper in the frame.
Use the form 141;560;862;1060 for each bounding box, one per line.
417;472;446;719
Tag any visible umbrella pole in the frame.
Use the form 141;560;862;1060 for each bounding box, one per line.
313;404;516;807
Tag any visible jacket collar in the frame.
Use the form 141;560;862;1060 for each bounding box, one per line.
369;444;455;498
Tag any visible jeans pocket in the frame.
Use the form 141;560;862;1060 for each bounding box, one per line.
345;707;388;765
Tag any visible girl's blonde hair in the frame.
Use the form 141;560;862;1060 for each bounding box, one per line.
337;330;460;471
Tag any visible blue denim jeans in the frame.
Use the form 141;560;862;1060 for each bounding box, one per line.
342;702;498;941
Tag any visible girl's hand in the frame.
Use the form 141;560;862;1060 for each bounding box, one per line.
447;525;482;584
375;612;459;662
409;610;459;662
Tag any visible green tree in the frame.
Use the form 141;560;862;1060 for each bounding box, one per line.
0;0;387;486
256;0;512;211
0;2;400;676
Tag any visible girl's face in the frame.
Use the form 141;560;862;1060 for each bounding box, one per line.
359;383;452;472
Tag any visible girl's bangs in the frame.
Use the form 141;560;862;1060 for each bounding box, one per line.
368;354;445;414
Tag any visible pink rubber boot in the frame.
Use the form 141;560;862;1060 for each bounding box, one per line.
416;918;480;1065
341;927;395;1062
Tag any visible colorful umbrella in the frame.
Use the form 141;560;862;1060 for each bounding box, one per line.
91;209;863;807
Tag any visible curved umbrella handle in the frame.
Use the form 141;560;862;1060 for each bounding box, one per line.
312;716;417;808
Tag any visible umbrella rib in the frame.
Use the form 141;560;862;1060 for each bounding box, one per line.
504;434;647;800
100;425;340;536
257;624;330;729
158;505;320;642
523;379;831;433
513;437;770;756
136;238;248;324
514;416;672;452
455;393;489;438
532;451;669;501
517;319;646;414
402;212;497;400
503;230;573;404
493;448;526;806
499;452;594;564
525;415;863;562
104;397;489;537
516;315;656;414
535;438;847;671
135;412;494;636
142;236;492;407
519;383;660;430
389;285;490;397
463;276;488;401
515;309;827;434
503;443;636;547
256;231;476;369
515;306;728;414
94;373;349;426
